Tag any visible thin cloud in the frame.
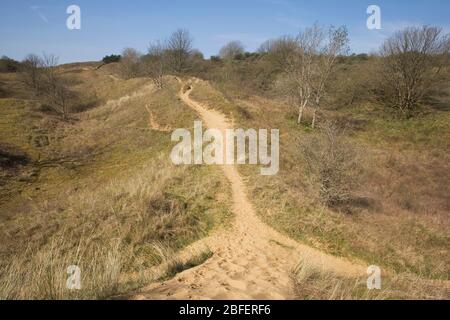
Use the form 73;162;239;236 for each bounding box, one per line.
30;5;49;23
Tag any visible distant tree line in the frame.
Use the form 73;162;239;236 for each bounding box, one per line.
0;56;20;73
102;54;121;64
12;23;448;123
116;29;202;88
106;24;447;120
209;24;449;123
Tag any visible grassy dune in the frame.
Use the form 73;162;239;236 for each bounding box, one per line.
0;67;232;299
190;79;450;295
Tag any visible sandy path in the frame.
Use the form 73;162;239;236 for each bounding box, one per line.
129;80;365;300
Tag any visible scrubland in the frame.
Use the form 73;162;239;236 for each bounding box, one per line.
1;25;449;299
0;66;231;299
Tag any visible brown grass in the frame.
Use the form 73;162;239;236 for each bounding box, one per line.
292;259;449;300
191;79;450;298
0;69;232;299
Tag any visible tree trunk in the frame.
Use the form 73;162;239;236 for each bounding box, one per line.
311;94;322;128
297;100;307;124
297;105;304;124
311;108;317;129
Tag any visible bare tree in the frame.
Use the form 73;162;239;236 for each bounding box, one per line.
20;54;78;119
143;41;169;89
258;36;297;71
20;54;44;94
188;49;206;75
119;48;142;79
279;24;349;128
167;29;193;74
380;26;450;116
39;54;77;120
301;121;359;207
310;26;349;128
281;24;323;125
219;41;245;60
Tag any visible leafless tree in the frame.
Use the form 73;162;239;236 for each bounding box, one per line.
280;24;349;128
309;26;349;128
167;29;193;74
281;24;323;125
258;36;297;71
219;41;245;60
39;54;77;120
119;48;142;79
20;54;44;94
188;49;206;75
20;53;76;119
143;41;169;89
380;26;450;116
301;121;359;207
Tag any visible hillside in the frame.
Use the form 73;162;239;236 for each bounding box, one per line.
0;53;449;300
0;64;232;299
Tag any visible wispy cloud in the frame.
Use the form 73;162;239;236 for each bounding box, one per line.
30;5;49;23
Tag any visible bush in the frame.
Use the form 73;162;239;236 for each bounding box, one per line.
210;56;221;62
379;26;450;117
102;54;121;64
0;56;20;73
20;53;78;119
119;48;142;79
300;122;360;207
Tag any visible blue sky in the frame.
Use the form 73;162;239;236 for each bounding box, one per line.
1;0;449;63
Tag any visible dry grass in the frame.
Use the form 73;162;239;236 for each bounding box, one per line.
162;249;213;281
0;68;232;299
292;259;449;300
191;79;450;298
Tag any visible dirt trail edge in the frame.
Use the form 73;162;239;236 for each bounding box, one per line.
130;79;365;300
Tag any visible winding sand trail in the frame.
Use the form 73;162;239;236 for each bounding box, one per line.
130;79;365;300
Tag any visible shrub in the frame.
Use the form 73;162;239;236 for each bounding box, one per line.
379;26;450;117
300;122;360;207
102;54;121;64
0;56;20;73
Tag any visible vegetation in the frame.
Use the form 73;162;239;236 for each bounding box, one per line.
379;26;450;117
19;54;79;119
0;69;232;299
219;41;246;60
186;27;449;282
0;56;20;73
300;121;360;207
1;22;449;299
102;54;122;64
279;24;350;127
